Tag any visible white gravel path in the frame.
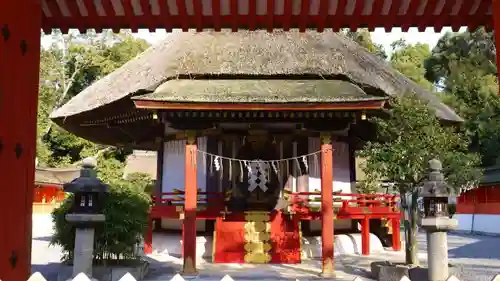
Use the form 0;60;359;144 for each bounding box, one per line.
30;215;500;281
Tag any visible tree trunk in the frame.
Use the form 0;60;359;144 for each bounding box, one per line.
400;187;419;266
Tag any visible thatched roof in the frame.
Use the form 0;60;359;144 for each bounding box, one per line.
123;150;157;179
35;167;80;185
133;80;387;103
50;30;462;149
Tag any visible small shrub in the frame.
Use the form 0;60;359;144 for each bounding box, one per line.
448;203;457;218
51;181;151;263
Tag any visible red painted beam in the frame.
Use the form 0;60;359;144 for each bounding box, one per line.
194;0;204;32
140;0;157;32
266;0;274;33
349;0;365;31
248;0;257;31
157;0;173;32
282;0;293;31
122;0;139;32
298;0;308;32
332;0;347;32
316;0;329;32
433;0;455;32
367;0;385;32
212;0;221;31
469;0;491;31
417;0;438;32
177;0;189;32
84;0;103;33
384;0;400;32
40;0;495;34
231;0;239;32
182;136;198;275
0;1;41;280
320;134;334;277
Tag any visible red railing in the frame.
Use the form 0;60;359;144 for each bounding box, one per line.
150;191;400;220
33;185;65;203
152;191;225;205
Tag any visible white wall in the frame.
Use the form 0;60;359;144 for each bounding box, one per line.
308;137;353;230
162;137;207;193
307;137;353;194
453;213;500;235
161;137;207;231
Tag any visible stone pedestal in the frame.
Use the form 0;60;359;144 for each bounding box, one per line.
420;217;457;281
73;228;96;277
66;213;106;279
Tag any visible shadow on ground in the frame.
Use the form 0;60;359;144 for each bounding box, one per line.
449;238;500;259
32;262;63;281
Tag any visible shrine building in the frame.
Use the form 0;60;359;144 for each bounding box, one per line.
2;0;498;280
454;164;500;235
49;30;462;274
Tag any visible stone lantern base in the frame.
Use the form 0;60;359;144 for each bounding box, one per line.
66;213;106;279
420;217;457;281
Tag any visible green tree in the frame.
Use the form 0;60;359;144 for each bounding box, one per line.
342;29;387;59
425;28;500;166
425;28;496;83
390;40;433;90
37;31;150;168
360;95;481;265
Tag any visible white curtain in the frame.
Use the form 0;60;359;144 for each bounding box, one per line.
162;137;207;193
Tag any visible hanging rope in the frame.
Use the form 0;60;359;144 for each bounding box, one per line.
198;147;333;181
197;148;332;163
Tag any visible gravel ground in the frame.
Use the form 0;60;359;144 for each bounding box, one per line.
30;215;500;281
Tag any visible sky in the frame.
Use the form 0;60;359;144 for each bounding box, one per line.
129;27;467;55
41;26;467;56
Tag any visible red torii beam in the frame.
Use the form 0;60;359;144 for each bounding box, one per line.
0;0;497;280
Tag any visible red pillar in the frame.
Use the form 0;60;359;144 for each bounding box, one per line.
0;1;40;281
182;134;198;275
361;217;370;255
144;219;153;254
392;217;401;251
320;133;334;277
493;0;500;94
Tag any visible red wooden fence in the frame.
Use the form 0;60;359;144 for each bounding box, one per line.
456;185;500;214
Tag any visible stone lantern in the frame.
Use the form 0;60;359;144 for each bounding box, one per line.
419;159;458;281
420;159;451;219
64;157;108;279
64;157;108;216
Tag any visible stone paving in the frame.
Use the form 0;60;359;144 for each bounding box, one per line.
30;215;500;281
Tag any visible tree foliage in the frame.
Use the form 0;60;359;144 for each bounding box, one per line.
425;28;500;166
42;32;153;262
360;95;481;265
51;182;151;262
342;29;387;60
361;95;481;193
390;41;433;90
37;31;149;168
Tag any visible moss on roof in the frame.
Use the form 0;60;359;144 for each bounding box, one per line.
133;80;388;103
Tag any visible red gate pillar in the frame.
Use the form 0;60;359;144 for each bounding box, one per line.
182;133;198;275
0;1;41;281
392;217;401;251
320;133;334;277
361;217;370;255
144;219;153;254
493;0;500;93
